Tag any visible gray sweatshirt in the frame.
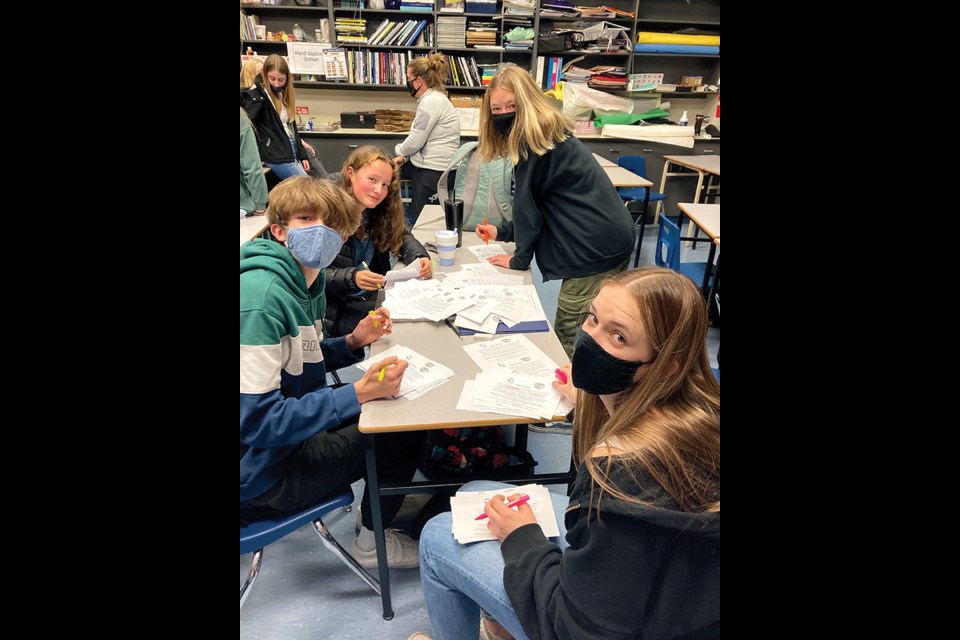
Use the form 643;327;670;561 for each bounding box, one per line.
394;88;461;171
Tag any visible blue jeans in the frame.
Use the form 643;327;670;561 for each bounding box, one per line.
419;481;570;640
265;161;307;180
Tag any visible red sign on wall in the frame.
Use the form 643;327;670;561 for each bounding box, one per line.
296;106;310;115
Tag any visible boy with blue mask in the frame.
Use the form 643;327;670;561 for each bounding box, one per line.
240;177;424;569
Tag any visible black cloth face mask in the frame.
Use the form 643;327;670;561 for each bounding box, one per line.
491;112;516;137
406;78;419;97
571;328;648;395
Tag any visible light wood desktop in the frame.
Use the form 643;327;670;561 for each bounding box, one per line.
657;155;721;228
240;215;269;246
359;204;571;619
676;202;720;299
592;152;617;167
592;152;653;188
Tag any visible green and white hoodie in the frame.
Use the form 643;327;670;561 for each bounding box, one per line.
240;239;363;502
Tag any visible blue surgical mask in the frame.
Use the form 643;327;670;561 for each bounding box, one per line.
270;83;285;93
571;328;648;395
284;223;344;269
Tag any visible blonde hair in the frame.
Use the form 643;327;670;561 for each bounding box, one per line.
477;66;573;164
267;177;361;237
240;58;262;89
261;54;297;121
574;267;720;515
337;146;406;255
407;52;450;95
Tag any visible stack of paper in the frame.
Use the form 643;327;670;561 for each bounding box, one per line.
356;344;455;399
457;335;573;419
451;483;560;543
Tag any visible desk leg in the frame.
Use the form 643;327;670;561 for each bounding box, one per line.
634;190;651;268
702;242;717;296
687;170;705;250
363;434;394;620
707;251;720;325
514;423;528;453
655;160;672;227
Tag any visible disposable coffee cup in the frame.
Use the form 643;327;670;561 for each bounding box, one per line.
444;199;464;247
435;230;457;266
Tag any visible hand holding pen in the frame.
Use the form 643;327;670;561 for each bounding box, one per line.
354;356;408;404
356;261;385;291
481;493;538;542
475;223;497;244
552;364;576;406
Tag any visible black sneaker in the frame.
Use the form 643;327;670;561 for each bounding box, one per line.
528;421;572;434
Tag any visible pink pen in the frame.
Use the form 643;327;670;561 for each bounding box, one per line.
475;495;531;521
554;368;568;384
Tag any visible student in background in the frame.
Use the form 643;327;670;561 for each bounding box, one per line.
473;66;635;361
324;145;433;337
240;108;268;217
240;176;422;569
411;267;721;640
239;57;263;90
241;54;310;180
394;52;461;222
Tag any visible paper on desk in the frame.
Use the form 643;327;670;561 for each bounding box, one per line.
357;344;454;398
384;261;422;282
468;372;565;419
462;334;558;377
457;378;572;418
466;244;508;260
451;483;560;543
453;312;502;334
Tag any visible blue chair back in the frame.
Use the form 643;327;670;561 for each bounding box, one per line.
655;215;681;271
240;487;380;610
240;490;355;555
617;154;647;177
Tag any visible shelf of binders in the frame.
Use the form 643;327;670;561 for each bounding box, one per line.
632;52;719;58
293;80;488;92
240;4;329;13
551;50;631;57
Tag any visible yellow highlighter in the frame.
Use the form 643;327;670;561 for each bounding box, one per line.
362;261;383;289
377;367;386;381
368;309;379;328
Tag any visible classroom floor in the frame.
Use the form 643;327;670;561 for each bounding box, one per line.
240;227;720;639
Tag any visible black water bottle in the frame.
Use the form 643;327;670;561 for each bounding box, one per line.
444;199;464;248
694;114;705;136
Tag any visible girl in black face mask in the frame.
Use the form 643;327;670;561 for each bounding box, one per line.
413;266;721;640
471;66;636;362
240;54;312;180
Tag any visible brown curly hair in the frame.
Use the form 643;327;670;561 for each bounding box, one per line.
337;145;406;255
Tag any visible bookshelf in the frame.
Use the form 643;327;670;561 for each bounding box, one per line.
240;1;534;91
239;1;719;93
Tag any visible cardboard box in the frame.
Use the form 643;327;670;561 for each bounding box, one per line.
449;94;481;109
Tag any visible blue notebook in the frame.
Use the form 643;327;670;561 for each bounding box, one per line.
454;319;549;336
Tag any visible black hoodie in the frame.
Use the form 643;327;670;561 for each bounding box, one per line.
500;462;720;640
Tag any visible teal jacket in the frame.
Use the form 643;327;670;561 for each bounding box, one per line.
240;111;268;214
437;141;514;229
239;239;363;502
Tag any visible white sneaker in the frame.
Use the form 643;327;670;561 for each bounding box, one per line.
351;528;420;569
355;494;431;533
